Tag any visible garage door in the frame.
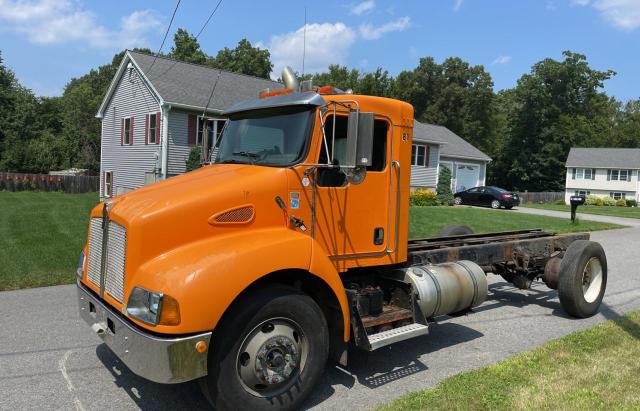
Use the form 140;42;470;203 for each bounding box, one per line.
456;164;480;192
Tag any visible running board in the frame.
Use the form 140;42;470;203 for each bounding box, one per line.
367;323;429;350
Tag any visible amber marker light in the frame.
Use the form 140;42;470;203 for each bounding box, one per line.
195;341;208;353
158;294;181;326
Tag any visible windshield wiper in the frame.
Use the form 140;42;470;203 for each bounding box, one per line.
232;151;263;165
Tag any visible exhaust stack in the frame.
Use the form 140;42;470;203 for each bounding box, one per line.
282;66;299;91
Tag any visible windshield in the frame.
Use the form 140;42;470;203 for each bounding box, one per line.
213;106;314;166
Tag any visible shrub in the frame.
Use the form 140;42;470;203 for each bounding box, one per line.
602;196;616;206
616;199;627;207
585;194;599;206
626;199;637;207
436;166;454;206
185;146;202;172
595;198;604;206
410;188;438;206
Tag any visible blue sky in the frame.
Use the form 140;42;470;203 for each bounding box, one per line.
1;0;639;101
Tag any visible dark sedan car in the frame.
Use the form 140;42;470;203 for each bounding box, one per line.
454;186;520;209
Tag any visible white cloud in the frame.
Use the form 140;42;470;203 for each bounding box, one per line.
573;0;640;30
359;16;410;40
351;0;375;15
453;0;464;11
261;22;357;78
0;0;161;49
492;55;512;65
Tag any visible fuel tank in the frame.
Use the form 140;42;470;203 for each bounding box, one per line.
398;261;488;318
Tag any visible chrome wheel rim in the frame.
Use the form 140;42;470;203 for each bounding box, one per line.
454;197;462;205
582;257;603;303
491;200;500;209
236;317;308;397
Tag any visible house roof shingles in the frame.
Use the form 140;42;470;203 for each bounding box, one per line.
413;120;491;162
565;148;640;168
129;50;283;112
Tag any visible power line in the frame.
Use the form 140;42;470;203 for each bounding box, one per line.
147;0;182;76
195;0;223;40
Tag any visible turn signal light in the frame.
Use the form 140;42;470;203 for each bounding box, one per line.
158;294;181;326
259;88;293;99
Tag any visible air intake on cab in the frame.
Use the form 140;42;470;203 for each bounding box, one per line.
210;205;255;225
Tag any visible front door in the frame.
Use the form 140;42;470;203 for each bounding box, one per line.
313;113;391;267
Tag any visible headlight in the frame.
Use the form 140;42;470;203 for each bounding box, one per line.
126;287;180;326
76;250;86;278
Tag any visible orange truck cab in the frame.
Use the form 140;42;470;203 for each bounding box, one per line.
76;70;608;410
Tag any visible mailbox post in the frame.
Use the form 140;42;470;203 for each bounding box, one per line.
569;196;586;222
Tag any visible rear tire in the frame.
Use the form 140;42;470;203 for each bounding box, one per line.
437;225;474;237
199;286;329;411
491;200;501;209
558;240;607;318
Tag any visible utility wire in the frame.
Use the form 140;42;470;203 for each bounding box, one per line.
195;0;223;39
147;0;182;75
150;0;224;82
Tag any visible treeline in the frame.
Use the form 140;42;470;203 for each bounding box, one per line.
1;29;639;191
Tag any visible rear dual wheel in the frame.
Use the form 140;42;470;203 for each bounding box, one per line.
558;240;607;318
200;286;329;411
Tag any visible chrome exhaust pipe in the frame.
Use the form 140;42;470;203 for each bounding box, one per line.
282;66;299;91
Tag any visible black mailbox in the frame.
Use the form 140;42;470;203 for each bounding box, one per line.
569;196;585;222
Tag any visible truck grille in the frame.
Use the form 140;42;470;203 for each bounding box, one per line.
86;217;127;303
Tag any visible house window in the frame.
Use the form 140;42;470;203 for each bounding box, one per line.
148;113;158;144
610;192;626;200
197;117;226;148
572;168;595;180
122;117;132;145
608;169;630;181
411;144;429;167
574;190;590;197
104;171;113;197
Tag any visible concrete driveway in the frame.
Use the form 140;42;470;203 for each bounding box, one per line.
1;213;639;410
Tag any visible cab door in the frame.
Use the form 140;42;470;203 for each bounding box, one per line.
312;113;391;270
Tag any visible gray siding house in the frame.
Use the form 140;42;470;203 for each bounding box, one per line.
411;121;491;192
96;50;282;198
97;51;490;198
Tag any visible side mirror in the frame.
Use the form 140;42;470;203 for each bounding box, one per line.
345;111;374;168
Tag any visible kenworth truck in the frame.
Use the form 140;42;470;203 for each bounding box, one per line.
77;70;607;410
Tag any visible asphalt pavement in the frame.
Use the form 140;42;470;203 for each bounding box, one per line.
1;210;639;410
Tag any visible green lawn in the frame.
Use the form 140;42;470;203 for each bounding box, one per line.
524;202;640;219
0;191;98;290
408;206;621;239
0;193;622;291
379;311;640;411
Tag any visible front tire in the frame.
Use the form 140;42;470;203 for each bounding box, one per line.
558;240;607;318
200;286;329;411
454;196;462;205
491;200;501;209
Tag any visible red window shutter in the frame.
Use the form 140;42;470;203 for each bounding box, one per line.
120;118;124;145
144;114;149;145
188;114;197;146
129;117;134;145
156;111;161;144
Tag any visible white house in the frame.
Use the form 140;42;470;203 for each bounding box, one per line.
411;121;491;192
565;147;640;204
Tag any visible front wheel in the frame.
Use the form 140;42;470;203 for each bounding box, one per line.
558;240;607;318
200;286;329;411
454;196;463;205
491;200;501;209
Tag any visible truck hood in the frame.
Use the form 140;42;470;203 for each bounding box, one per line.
101;163;290;270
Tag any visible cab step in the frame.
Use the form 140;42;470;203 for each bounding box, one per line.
367;323;429;350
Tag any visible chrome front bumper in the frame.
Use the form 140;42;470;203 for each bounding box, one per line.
77;281;212;384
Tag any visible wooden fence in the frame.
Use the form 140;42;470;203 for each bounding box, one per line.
516;191;564;204
0;172;99;194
